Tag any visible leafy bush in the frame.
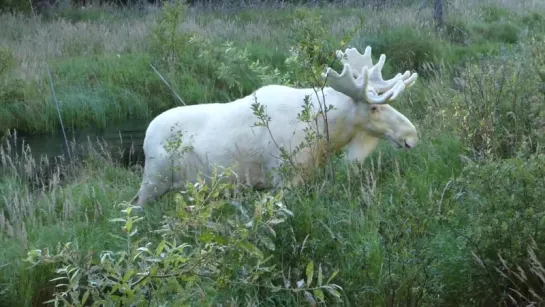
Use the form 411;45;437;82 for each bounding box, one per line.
447;154;545;304
0;0;31;13
25;169;343;306
471;20;520;44
448;38;545;160
147;0;292;102
521;11;545;28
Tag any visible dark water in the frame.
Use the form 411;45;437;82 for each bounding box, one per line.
2;119;151;170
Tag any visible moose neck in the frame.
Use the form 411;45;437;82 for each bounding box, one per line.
342;130;380;163
314;91;373;153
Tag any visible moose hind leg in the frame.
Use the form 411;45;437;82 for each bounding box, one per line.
133;157;177;207
133;178;171;207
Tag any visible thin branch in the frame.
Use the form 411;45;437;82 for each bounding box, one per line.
46;66;72;161
150;64;186;106
130;252;214;289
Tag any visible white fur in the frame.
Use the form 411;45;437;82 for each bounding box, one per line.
131;47;419;207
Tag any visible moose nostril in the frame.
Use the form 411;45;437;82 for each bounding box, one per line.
404;141;412;149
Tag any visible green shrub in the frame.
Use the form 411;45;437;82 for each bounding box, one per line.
146;0;286;102
25;170;343;306
471;21;520;44
447;154;545;305
521;11;545;29
0;0;31;13
0;77;47;134
448;39;544;160
20;54;164;132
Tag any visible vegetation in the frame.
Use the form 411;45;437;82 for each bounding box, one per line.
1;0;545;306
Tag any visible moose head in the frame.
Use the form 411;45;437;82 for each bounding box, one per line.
323;46;419;151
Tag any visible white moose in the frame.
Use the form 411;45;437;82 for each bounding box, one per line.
130;46;419;207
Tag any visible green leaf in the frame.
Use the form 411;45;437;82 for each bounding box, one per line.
241;242;264;259
198;231;215;243
129;227;138;237
306;260;314;287
149;266;158;277
261;236;276;251
125;218;134;232
324;286;341;299
50;276;67;282
81;290;90;305
213;235;229;244
122;269;135;283
155;239;167;256
313;289;325;302
326;269;339;284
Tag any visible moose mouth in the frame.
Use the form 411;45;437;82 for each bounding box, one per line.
385;135;412;149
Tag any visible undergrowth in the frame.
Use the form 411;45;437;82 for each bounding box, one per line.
0;0;544;306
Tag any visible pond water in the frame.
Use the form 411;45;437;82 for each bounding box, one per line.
2;119;151;170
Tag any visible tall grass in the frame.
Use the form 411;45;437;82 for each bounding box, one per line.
1;0;545;306
1;0;544;135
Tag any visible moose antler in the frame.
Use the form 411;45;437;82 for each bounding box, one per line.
336;47;418;92
323;46;418;104
323;64;407;104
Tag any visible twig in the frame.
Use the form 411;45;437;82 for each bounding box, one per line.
130;252;213;289
46;66;72;161
150;64;186;106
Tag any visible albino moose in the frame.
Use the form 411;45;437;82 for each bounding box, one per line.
131;46;419;207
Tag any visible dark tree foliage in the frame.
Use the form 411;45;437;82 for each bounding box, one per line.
1;0;421;14
0;0;161;13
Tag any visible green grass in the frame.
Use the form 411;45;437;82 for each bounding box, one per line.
1;0;543;135
1;0;545;306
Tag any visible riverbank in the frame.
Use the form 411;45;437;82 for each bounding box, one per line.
1;0;543;136
1;0;545;306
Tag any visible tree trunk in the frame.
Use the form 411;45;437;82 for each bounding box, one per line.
434;0;444;28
